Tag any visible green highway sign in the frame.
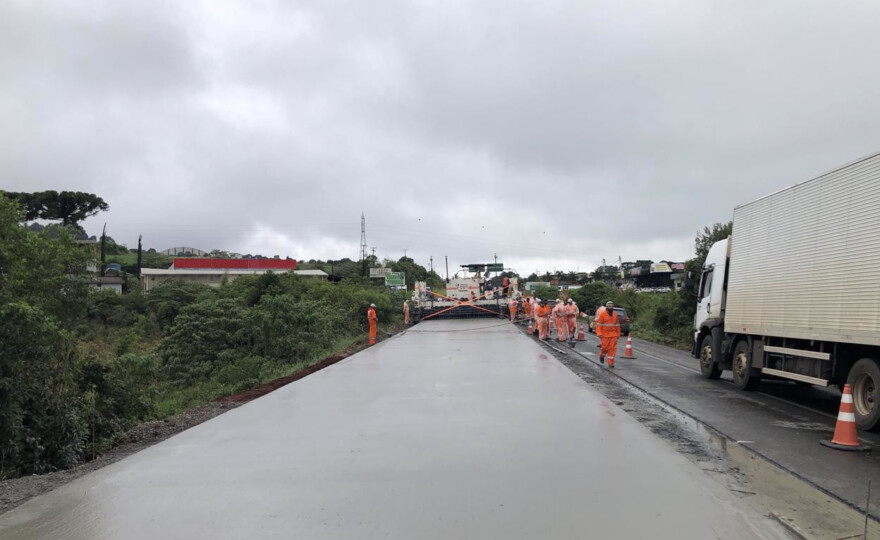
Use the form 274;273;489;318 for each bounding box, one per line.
487;263;504;272
385;272;405;286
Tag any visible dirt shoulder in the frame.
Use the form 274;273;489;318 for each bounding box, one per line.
0;329;401;516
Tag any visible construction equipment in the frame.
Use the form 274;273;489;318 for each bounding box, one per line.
411;264;518;322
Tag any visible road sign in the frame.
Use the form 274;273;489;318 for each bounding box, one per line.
487;263;504;272
370;267;391;278
385;272;405;287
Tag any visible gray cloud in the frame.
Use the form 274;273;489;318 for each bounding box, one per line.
3;0;880;274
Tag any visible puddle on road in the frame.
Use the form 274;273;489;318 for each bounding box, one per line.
554;350;880;540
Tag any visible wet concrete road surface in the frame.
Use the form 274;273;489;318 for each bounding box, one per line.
0;320;783;539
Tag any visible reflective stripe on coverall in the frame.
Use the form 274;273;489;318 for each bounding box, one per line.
368;307;378;345
595;308;620;364
552;302;569;341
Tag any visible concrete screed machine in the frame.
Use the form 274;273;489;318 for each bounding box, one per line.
411;263;518;323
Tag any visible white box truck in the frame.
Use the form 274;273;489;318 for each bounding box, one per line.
693;152;880;429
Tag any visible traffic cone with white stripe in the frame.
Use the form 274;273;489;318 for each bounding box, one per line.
623;336;636;359
577;323;585;341
820;384;870;451
528;320;533;335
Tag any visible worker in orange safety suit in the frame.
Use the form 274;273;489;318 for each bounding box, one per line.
403;301;410;326
565;299;578;340
509;297;518;322
536;299;551;340
502;276;510;297
595;301;621;367
367;303;378;345
523;297;532;320
552;299;569;342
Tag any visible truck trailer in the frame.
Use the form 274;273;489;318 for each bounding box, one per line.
693;151;880;429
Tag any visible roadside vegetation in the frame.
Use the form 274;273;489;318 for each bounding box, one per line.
0;194;406;479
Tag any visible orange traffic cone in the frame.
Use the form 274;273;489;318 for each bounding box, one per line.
623;336;636;359
528;320;534;335
577;323;585;341
821;384;870;451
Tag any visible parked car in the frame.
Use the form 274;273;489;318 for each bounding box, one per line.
588;307;631;336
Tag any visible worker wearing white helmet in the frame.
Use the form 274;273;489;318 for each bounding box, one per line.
367;303;378;345
565;298;579;341
551;299;569;342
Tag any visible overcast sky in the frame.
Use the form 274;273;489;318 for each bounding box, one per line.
3;1;880;276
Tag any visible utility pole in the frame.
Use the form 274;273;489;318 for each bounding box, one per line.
403;248;407;258
494;253;497;264
445;256;449;283
430;256;433;273
360;213;368;277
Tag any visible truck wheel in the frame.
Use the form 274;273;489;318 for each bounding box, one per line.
847;358;880;431
699;334;722;379
732;340;761;390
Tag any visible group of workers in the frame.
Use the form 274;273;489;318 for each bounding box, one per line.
369;294;622;368
514;297;622;367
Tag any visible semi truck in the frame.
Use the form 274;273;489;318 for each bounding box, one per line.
693;151;880;430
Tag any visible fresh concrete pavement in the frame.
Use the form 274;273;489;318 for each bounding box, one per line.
0;319;784;539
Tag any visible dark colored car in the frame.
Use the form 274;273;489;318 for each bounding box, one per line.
589;307;631;336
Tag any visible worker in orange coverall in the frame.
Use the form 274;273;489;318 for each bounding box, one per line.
552;299;569;342
523;297;532;321
502;276;510;297
536;300;551;340
367;303;378;345
566;299;579;340
509;297;518;322
403;301;410;325
595;301;621;367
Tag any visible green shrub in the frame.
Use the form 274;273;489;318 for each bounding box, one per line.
158;298;248;384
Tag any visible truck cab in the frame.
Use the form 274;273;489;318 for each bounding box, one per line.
694;239;728;333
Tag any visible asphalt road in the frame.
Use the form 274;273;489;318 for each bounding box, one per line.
0;320;784;539
554;325;880;518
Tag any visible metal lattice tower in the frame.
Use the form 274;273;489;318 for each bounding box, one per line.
360;212;368;276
